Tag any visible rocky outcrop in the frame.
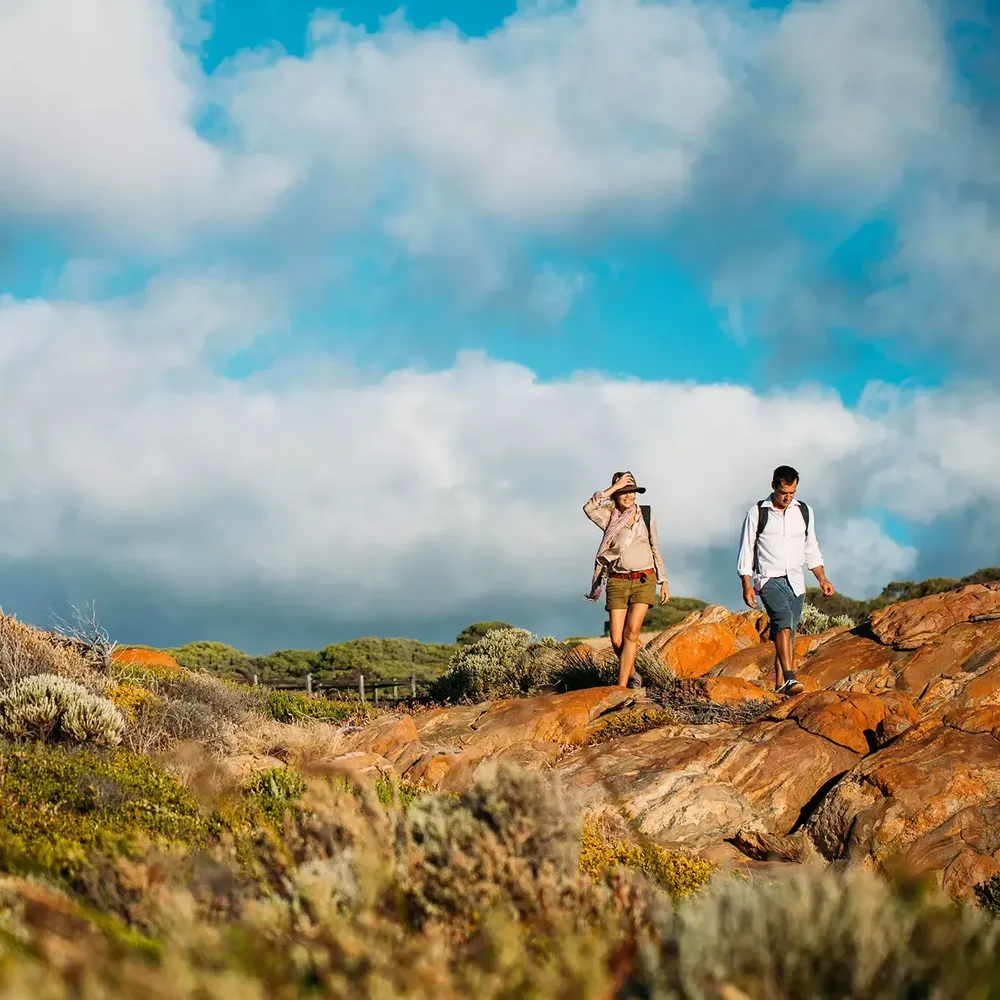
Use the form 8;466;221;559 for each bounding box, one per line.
807;705;1000;899
330;584;1000;901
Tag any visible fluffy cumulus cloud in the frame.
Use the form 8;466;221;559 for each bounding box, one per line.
0;0;290;244
0;279;996;649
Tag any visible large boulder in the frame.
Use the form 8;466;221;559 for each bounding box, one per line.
807;704;1000;899
646;608;766;680
555;691;883;849
868;582;1000;650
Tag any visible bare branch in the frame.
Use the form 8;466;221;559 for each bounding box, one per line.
49;600;119;675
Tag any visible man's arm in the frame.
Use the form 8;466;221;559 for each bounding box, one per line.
737;507;757;608
805;504;835;597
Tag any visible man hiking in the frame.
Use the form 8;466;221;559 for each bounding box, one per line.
585;471;670;688
737;465;835;696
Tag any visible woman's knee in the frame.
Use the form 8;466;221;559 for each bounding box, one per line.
623;623;643;643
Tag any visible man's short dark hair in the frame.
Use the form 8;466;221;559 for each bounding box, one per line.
772;465;799;488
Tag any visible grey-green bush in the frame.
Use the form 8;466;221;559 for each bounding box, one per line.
639;867;1000;999
429;628;562;702
798;603;856;635
0;673;124;746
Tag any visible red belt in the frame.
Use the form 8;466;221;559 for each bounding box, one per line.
609;568;655;580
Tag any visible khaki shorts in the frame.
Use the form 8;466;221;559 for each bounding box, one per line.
605;571;657;611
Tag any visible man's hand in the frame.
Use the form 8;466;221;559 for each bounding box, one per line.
660;582;670;605
812;568;836;598
742;582;757;609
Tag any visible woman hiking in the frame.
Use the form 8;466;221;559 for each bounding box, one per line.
584;471;670;687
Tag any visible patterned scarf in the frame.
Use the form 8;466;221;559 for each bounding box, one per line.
586;502;641;601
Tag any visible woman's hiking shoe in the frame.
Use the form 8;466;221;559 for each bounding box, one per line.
776;673;804;697
627;671;643;689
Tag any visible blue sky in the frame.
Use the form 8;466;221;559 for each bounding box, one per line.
0;0;997;652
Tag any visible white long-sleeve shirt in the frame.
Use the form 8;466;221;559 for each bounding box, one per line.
737;498;824;597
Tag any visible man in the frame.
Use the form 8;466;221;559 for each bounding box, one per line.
737;466;835;696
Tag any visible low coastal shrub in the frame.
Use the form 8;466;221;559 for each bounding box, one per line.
588;705;677;744
262;687;367;725
429;628;564;703
579;817;714;899
798;603;857;635
0;674;125;746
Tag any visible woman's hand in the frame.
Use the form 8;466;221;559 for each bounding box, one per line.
660;582;670;605
606;473;635;496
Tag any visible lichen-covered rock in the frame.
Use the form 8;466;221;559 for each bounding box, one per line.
807;705;1000;899
868;583;1000;650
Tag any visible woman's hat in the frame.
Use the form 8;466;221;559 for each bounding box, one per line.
610;470;646;495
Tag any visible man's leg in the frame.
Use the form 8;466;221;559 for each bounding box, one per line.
618;603;650;687
774;628;794;688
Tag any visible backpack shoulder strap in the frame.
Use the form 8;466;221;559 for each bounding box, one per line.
798;500;811;535
753;500;768;576
640;505;652;540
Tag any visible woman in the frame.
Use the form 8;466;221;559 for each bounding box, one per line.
584;471;670;687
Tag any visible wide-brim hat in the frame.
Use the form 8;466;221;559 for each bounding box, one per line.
610;471;646;496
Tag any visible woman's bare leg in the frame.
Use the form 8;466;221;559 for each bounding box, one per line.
608;608;627;659
618;603;650;686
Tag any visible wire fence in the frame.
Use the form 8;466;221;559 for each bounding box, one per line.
254;672;432;706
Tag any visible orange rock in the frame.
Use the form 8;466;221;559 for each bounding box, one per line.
654;613;765;680
868;582;1000;650
643;605;732;656
110;647;180;672
466;687;637;754
798;632;906;690
709;632;830;685
403;748;471;790
412;704;489;746
699;677;778;706
807;705;1000;900
341;714;419;761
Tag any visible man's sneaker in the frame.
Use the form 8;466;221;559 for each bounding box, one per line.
627;670;643;689
776;673;804;697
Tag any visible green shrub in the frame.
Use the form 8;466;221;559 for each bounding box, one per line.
975;872;1000;917
242;767;308;825
429;628;563;702
456;621;515;645
579;817;713;899
588;706;677;744
0;673;125;746
164;640;255;679
0;742;217;886
263;688;367;725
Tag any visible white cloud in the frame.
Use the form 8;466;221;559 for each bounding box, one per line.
0;281;998;645
0;0;290;245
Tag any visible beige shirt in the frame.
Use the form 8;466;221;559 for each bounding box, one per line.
584;493;668;584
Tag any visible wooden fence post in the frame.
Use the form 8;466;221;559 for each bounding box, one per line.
306;673;313;695
374;685;379;707
411;675;416;698
359;674;365;703
392;684;398;700
252;674;258;687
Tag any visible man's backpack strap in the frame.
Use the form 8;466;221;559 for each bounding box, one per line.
753;499;810;576
753;500;768;576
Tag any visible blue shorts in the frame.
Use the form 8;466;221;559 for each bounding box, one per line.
759;576;804;640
